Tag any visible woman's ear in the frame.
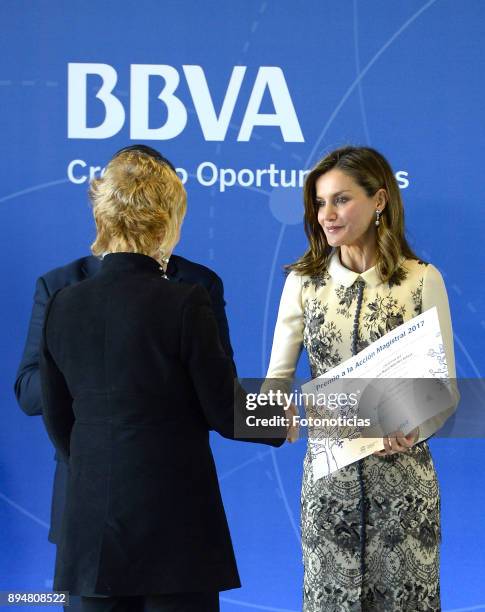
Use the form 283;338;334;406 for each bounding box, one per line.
377;188;388;210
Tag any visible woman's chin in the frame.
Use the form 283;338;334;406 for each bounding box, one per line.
325;234;343;247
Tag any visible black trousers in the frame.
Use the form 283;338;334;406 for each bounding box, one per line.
80;592;219;612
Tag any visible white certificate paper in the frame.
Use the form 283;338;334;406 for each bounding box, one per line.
302;306;453;481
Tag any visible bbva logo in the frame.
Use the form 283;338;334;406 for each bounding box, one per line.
68;63;304;142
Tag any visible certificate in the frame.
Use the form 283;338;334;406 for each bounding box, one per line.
301;306;454;480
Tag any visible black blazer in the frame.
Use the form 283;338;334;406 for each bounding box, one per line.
14;253;235;543
40;253;283;596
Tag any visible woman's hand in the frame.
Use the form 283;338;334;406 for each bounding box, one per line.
286;404;299;443
373;427;419;456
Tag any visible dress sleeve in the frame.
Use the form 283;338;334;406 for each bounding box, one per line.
266;271;304;380
416;263;460;443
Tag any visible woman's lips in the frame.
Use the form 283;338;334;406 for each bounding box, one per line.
326;226;343;233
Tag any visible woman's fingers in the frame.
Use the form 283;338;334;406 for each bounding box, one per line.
404;427;419;446
396;434;413;449
286;404;299;443
375;432;410;455
389;432;408;452
383;435;392;454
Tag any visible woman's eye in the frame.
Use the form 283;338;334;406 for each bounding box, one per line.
336;197;347;205
316;200;325;208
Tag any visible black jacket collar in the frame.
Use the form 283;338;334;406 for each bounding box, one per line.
166;256;179;278
81;253;183;280
100;253;162;274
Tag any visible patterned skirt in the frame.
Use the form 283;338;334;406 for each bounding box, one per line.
301;441;441;611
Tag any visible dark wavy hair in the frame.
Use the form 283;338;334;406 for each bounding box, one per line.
287;145;418;282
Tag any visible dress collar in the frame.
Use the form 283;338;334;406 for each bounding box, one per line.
327;249;382;288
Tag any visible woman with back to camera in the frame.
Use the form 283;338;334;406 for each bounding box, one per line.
39;146;284;612
266;146;459;611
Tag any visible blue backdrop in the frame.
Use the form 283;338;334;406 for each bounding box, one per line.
1;1;484;610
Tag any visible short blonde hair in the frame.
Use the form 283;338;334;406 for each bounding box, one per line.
89;149;186;257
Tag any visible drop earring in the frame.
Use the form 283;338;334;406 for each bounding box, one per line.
375;209;381;227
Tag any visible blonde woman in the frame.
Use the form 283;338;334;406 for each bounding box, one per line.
267;146;459;611
40;147;283;612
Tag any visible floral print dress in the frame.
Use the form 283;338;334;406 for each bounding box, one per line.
266;251;458;611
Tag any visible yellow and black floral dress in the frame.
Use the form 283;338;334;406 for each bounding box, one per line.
267;250;458;612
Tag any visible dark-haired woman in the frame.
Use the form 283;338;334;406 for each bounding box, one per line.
266;146;459;611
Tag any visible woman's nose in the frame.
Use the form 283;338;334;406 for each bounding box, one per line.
322;203;337;220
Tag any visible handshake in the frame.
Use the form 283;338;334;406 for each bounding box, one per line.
237;382;300;444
